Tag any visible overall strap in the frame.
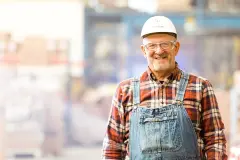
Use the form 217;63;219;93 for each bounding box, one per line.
132;78;140;105
175;71;189;102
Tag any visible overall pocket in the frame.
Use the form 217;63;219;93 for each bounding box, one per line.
139;109;183;153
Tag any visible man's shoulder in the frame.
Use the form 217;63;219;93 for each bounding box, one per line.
186;71;209;83
116;77;136;91
182;71;214;88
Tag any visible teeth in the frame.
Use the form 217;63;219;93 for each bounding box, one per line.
155;56;167;59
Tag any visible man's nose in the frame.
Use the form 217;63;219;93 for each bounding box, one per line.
155;45;164;54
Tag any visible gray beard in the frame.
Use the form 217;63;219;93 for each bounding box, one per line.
153;62;167;71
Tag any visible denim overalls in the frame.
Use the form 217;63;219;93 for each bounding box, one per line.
129;72;200;160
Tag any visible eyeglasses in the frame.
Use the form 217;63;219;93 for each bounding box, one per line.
144;41;176;51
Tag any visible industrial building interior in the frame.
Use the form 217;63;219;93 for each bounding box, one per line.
0;0;240;159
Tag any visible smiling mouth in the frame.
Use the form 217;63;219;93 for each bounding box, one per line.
155;55;167;59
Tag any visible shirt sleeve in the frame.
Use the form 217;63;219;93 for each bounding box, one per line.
201;80;228;160
102;84;127;160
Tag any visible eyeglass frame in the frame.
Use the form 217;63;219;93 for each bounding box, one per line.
142;40;177;51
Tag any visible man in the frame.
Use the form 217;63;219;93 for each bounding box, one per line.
102;16;228;160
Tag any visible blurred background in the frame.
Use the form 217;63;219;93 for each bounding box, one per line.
0;0;240;159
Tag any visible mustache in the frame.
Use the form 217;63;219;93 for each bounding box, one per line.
155;52;168;58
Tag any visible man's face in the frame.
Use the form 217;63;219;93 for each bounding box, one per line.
141;33;180;72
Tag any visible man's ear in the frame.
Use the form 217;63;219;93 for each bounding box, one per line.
174;41;180;56
141;45;147;58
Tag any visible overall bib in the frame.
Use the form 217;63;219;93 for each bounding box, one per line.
129;72;200;160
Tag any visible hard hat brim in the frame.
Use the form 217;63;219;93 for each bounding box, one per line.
141;32;177;39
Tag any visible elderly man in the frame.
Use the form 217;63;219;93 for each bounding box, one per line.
102;16;228;160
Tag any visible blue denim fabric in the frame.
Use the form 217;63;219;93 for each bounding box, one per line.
129;72;200;160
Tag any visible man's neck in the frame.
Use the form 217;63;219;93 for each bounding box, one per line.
152;67;175;81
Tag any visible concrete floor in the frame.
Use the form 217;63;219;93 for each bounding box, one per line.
6;147;102;160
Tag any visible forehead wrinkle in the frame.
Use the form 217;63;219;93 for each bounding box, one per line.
142;34;176;45
142;39;175;45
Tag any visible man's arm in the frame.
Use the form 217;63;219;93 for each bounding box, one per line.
102;84;127;160
201;80;228;160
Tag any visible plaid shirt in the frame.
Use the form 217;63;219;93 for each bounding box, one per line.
102;65;228;160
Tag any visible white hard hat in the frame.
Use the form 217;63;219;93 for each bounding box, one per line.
141;16;177;38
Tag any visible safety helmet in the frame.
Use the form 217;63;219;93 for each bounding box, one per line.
141;16;177;38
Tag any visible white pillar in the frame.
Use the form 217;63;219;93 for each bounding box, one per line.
0;107;5;160
230;88;238;147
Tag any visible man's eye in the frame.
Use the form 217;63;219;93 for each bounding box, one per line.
161;43;170;47
148;44;156;48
